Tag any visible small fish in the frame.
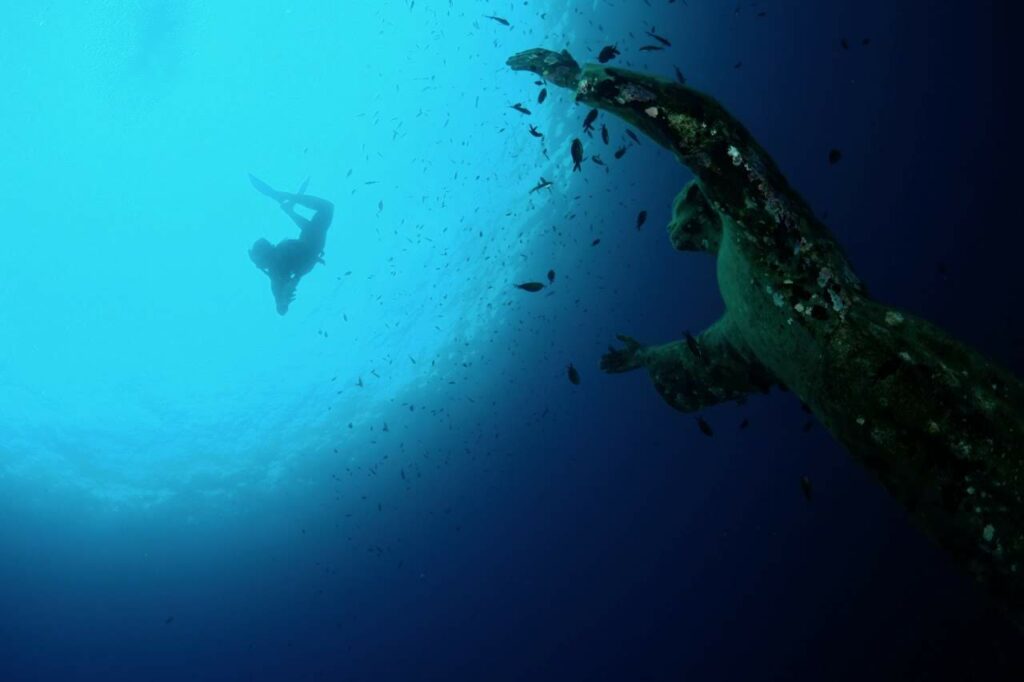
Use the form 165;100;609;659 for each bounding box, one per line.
514;282;545;292
567;363;581;385
485;15;510;26
733;61;743;69
529;177;553;193
164;616;175;625
582;108;598;134
828;148;842;165
636;210;647;230
800;476;813;501
840;38;849;50
591;155;605;166
696;417;714;437
646;28;672;46
739;418;750;430
674;65;687;85
684;331;701;359
591;238;601;246
597;45;620;63
614;146;627;159
600;124;609;145
639;45;664;52
625;129;640;145
510;103;531;115
571;138;584;171
547;269;556;283
537;88;547;104
528;125;543;138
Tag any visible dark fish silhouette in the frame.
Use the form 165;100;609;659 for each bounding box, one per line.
828;148;842;165
614;146;627;159
591;238;601;246
510;103;531;115
547;269;556;283
567;363;581;385
164;616;174;625
739;418;750;430
600;124;609;144
625;129;641;145
639;45;664;52
674;65;687;85
636;210;647;230
485;15;510;26
697;417;714;437
537;88;547;104
528;125;543;138
800;476;813;501
582;108;598;133
598;45;620;63
591;155;605;166
646;28;672;46
530;177;553;193
684;331;701;359
515;282;545;292
571;138;584;171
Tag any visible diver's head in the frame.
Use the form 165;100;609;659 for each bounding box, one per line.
249;238;274;269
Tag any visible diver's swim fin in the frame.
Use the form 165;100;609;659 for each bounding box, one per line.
250;174;310;202
248;173;280;200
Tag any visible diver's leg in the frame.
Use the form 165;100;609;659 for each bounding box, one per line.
279;202;311;231
276;193;333;214
601;315;776;412
277;193;334;231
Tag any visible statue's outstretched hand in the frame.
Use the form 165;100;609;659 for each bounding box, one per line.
600;335;646;374
506;49;581;90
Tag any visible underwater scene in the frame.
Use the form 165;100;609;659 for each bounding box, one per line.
1;1;1021;680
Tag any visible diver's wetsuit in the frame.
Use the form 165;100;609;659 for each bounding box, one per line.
249;177;334;315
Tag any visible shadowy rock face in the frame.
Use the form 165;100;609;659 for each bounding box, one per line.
509;48;1024;630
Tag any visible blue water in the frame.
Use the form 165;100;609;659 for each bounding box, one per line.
1;1;1020;680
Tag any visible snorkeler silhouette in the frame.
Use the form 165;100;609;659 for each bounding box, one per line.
248;175;334;315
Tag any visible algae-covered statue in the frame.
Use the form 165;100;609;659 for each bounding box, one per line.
507;48;1024;628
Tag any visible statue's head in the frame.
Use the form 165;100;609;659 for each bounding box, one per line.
668;180;722;254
